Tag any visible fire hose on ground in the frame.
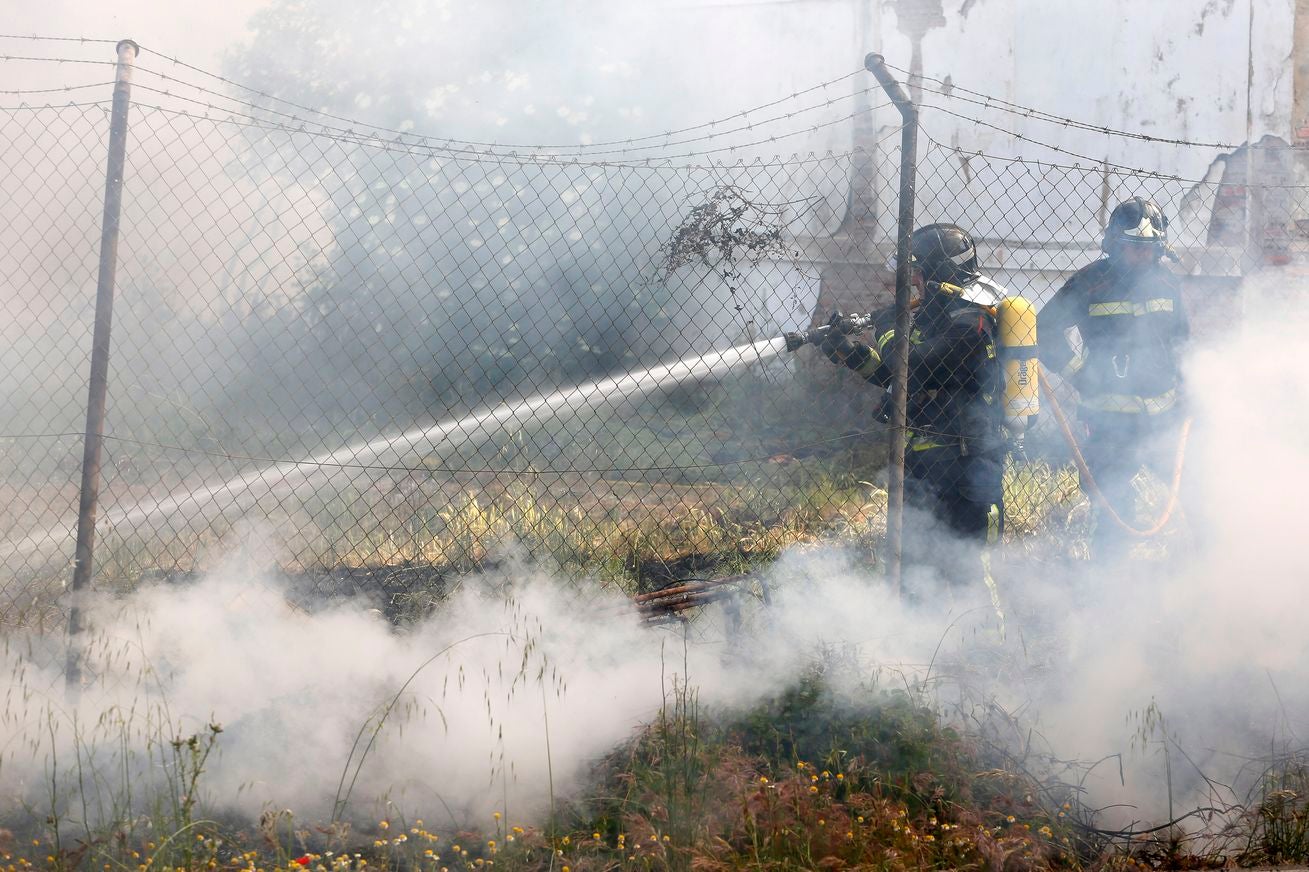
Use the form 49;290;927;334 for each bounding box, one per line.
1038;370;1192;538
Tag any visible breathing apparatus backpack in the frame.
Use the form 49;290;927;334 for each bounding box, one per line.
936;281;1040;441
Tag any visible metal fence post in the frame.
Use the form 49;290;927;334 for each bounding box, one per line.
66;38;139;689
865;53;917;597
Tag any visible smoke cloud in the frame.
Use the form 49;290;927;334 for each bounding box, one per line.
4;0;1307;850
7;273;1309;829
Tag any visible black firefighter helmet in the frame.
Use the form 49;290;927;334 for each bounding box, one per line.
1102;196;1168;256
903;223;980;285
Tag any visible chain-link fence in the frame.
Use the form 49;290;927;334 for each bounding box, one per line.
2;42;1305;637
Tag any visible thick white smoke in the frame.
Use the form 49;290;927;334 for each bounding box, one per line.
5;0;1307;850
0;535;955;828
3;271;1308;834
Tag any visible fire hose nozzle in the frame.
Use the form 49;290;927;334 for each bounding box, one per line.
782;312;877;353
783;330;813;352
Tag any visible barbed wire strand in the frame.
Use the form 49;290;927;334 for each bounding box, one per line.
128;76;891;161
0;54;116;66
886;59;1269;152
0;34;119;44
0;81;113;95
132;44;868;152
918;105;1202;183
131;99;898;169
919;127;1309;190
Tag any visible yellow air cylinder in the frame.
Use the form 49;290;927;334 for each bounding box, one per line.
996;296;1040;430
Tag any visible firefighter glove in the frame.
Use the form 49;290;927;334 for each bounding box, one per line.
819;328;860;366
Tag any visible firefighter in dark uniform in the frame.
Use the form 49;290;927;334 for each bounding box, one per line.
820;223;1008;595
1038;196;1189;564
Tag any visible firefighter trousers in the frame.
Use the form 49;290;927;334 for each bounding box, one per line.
1079;410;1186;565
899;449;1004;598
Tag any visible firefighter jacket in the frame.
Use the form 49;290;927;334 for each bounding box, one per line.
843;281;1005;458
1038;258;1188;417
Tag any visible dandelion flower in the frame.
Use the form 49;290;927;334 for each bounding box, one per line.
1006;816;1016;824
493;812;502;820
591;833;600;840
809;786;818;794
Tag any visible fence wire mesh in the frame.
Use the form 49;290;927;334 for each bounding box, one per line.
2;53;1306;636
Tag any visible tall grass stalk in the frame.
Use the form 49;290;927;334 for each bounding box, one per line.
331;630;515;823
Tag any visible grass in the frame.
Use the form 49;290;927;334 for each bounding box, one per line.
0;657;1089;871
1;448;1090;632
0;374;1229;870
0;618;1301;871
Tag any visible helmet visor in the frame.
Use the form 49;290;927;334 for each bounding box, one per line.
1117;200;1167;243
